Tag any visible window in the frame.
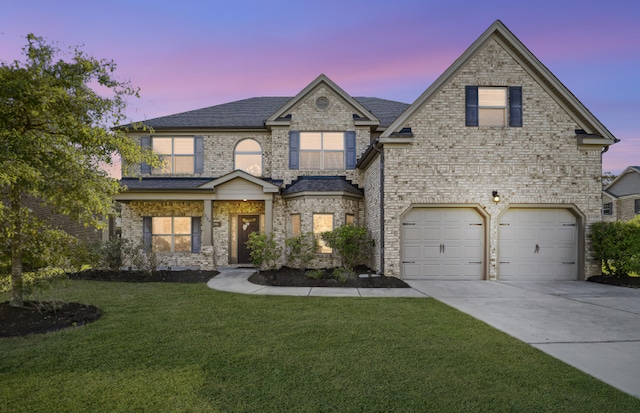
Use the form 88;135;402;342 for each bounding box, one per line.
313;214;333;253
603;202;613;216
300;132;344;169
143;216;201;253
465;86;522;127
635;199;640;214
289;131;357;170
345;214;355;226
478;87;507;126
153;137;194;174
235;139;263;176
140;136;203;175
291;214;301;238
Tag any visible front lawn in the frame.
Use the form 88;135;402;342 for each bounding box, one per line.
1;280;639;412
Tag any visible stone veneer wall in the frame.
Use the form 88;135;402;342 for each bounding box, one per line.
616;198;640;222
362;155;382;272
120;201;214;270
381;38;603;279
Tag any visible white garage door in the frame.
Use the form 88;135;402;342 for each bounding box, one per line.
499;209;577;280
402;208;484;279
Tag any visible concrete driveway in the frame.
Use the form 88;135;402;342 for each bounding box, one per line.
405;280;640;398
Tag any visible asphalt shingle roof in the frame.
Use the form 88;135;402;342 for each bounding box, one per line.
282;176;363;196
123;97;409;130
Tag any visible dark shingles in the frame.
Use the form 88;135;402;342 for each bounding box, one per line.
120;177;215;190
120;97;409;130
282;176;363;195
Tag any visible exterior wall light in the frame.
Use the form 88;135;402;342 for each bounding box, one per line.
492;191;500;203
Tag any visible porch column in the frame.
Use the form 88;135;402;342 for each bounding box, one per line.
203;200;213;246
265;197;273;234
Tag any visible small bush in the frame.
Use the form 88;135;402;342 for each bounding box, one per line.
591;218;640;277
305;269;324;280
321;225;374;271
285;232;317;270
246;232;282;270
332;267;355;283
94;238;159;274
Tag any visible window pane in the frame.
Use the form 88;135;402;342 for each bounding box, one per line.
174;156;194;173
152;217;172;235
173;138;194;155
324;152;344;169
236;154;262;176
300;151;321;169
479;88;507;107
345;214;355;226
323;133;344;150
236;139;261;152
173;217;191;234
479;108;506;127
300;133;322;150
153;138;172;154
174;236;191;252
153;235;171;252
291;214;301;237
313;214;333;253
153;155;172;174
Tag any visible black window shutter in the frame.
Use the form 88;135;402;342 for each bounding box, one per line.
191;217;201;253
142;217;152;252
289;131;300;170
345;131;357;169
140;136;151;174
194;136;204;173
509;86;523;127
465;86;479;126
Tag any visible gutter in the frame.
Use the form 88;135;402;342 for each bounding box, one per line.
371;138;385;275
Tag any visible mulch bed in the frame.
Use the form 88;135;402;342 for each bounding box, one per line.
68;269;219;283
587;275;640;288
0;301;101;338
249;266;410;288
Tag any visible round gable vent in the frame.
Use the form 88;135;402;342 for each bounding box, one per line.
315;96;330;110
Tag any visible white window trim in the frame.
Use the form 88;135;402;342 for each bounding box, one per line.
300;132;345;170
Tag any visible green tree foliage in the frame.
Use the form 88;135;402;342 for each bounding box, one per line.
321;225;374;272
246;232;282;270
0;34;158;306
591;217;640;277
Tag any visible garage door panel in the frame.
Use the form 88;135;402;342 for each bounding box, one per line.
402;208;485;279
403;246;421;259
403;227;421;241
499;209;577;281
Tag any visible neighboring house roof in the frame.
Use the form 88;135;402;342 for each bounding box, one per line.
282;176;363;196
382;19;618;145
604;166;640;198
120;95;409;131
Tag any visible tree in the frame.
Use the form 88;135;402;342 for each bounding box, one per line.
0;34;158;306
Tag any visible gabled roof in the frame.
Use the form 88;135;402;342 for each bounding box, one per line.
198;170;280;193
266;74;379;127
118;174;283;192
382;20;618;144
604;166;640;196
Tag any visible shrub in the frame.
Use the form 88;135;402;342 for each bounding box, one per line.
94;238;159;274
246;232;282;270
332;267;355;283
321;225;374;271
285;232;317;270
305;269;324;280
591;219;640;277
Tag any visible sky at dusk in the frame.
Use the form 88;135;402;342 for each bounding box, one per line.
1;0;638;174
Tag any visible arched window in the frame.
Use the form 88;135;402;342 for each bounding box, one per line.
234;139;262;176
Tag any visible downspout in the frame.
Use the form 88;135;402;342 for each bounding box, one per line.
372;139;385;275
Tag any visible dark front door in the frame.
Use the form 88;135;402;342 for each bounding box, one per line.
238;215;260;264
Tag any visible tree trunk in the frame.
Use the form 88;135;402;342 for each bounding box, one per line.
9;188;23;307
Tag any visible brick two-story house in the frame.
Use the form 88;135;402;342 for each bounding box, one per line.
115;20;617;280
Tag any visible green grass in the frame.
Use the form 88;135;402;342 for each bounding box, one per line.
2;281;640;412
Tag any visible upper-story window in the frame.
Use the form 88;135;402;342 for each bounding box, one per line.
288;131;357;170
234;139;263;176
152;137;195;174
140;136;204;175
603;202;613;216
465;86;522;127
